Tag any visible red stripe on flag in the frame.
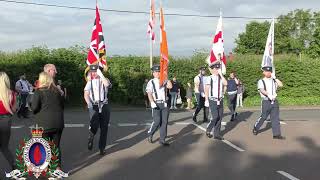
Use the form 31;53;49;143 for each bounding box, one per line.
213;31;222;43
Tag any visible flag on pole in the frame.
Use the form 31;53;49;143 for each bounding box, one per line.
85;5;107;78
207;14;227;74
261;19;275;77
147;0;156;42
159;7;169;87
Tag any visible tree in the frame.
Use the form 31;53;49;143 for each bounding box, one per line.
307;12;320;58
234;9;316;55
234;21;270;54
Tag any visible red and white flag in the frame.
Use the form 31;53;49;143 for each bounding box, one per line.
147;0;156;42
86;5;107;70
207;14;227;74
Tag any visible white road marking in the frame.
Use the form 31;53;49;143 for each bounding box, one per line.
174;122;192;125
277;171;300;180
11;126;24;129
192;123;245;152
265;121;287;125
117;123;138;127
65;124;85;128
222;140;245;152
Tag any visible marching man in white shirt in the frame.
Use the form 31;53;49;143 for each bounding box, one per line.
253;66;285;139
84;64;112;155
205;61;228;140
146;65;172;146
192;67;209;123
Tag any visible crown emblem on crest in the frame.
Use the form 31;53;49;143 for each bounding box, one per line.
31;124;44;138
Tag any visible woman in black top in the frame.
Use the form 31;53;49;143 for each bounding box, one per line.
31;72;64;167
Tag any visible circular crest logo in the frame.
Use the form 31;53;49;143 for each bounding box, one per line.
23;137;52;178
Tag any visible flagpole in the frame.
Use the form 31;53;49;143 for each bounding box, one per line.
149;1;153;70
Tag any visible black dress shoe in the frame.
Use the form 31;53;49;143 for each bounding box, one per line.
192;113;197;123
273;135;285;140
159;141;170;146
252;127;258;135
147;136;153;143
99;149;106;155
214;135;224;140
88;132;94;150
206;131;213;138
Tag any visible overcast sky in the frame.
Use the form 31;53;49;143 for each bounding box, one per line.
0;0;319;56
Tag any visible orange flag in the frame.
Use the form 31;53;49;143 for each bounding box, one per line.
159;7;169;87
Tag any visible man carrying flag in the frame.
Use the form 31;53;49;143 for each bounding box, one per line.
204;13;228;140
252;19;285;139
84;4;112;155
146;6;172;146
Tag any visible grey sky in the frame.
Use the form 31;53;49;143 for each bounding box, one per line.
0;0;319;56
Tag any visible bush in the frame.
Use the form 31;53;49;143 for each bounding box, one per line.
0;47;319;106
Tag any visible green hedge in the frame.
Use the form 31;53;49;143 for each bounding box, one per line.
0;47;319;106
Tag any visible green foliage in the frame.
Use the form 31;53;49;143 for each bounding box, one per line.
235;9;320;57
0;47;319;106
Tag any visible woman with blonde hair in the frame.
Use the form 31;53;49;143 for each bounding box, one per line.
0;72;16;170
31;72;64;167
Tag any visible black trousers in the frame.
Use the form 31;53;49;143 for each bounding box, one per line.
89;104;111;151
206;100;224;137
148;103;169;142
17;93;28;117
42;129;63;167
194;93;209;121
228;94;237;115
0;115;15;169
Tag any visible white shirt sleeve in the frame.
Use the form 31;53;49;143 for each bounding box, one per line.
84;81;91;91
146;80;153;93
205;76;211;85
194;76;199;84
257;80;264;90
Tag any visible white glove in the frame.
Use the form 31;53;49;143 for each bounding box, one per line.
151;101;157;109
267;94;275;101
87;103;92;109
164;102;167;108
204;101;209;107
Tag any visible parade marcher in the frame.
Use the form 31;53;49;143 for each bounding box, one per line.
146;65;172;146
84;65;112;155
143;79;149;109
205;62;228;140
192;67;209;123
226;72;239;121
186;82;193;110
237;81;244;107
15;73;33;118
252;66;285;139
0;72;16;170
31;72;65;167
169;77;180;109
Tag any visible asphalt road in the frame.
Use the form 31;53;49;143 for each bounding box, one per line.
0;107;319;180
